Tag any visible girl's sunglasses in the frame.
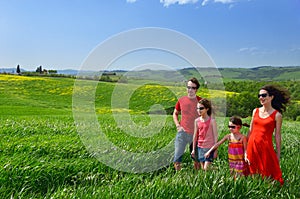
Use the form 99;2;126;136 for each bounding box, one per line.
228;125;236;129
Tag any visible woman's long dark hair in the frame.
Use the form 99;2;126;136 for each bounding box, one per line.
260;84;291;113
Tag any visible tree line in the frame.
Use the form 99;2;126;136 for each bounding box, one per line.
223;81;300;121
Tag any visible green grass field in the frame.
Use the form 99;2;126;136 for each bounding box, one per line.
0;74;299;198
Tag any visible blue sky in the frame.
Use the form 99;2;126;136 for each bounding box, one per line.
0;0;300;71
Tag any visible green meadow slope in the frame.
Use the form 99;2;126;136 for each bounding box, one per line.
0;74;299;198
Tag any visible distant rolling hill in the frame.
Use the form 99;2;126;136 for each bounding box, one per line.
115;66;300;82
1;66;299;81
218;66;300;81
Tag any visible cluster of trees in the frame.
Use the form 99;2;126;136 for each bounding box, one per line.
225;92;260;118
224;81;300;100
224;81;300;121
16;65;57;75
99;73;128;83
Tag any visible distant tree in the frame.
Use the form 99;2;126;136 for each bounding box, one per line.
36;65;42;73
48;70;57;74
99;75;112;82
16;65;21;74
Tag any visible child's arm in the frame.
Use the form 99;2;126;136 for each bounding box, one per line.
204;134;230;158
211;118;219;158
191;119;198;158
242;135;250;165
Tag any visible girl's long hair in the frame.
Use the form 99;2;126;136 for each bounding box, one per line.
229;116;250;127
198;98;213;116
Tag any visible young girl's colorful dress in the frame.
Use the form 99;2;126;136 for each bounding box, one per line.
228;137;249;176
247;108;284;185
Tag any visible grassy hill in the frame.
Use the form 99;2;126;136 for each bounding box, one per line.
0;74;299;198
0;75;73;116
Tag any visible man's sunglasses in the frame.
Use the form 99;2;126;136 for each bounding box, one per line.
187;86;197;90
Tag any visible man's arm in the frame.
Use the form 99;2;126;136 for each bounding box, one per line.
173;108;182;131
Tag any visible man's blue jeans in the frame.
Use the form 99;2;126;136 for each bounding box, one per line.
173;130;193;163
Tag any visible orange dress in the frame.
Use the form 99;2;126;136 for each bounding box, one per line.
247;108;284;185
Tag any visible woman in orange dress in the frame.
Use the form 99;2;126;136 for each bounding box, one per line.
246;85;290;185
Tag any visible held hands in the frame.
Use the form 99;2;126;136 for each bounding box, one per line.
204;151;210;158
191;150;195;159
244;153;250;165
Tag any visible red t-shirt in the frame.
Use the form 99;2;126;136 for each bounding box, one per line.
175;95;201;134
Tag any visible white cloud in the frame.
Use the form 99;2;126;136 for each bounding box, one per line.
215;0;235;4
238;47;274;56
201;0;209;6
127;0;245;7
126;0;137;3
160;0;199;7
202;0;235;6
239;47;259;53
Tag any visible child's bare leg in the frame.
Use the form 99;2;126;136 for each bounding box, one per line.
200;162;205;170
203;161;211;171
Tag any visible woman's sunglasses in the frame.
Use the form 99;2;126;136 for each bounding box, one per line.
228;125;236;129
258;93;268;98
197;107;205;110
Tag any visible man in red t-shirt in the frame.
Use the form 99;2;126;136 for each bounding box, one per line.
173;77;201;171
